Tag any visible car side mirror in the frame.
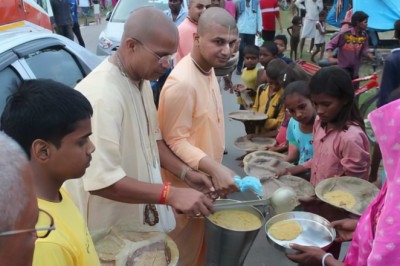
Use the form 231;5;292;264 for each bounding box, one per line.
105;11;111;21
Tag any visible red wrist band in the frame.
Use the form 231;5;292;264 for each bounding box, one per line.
159;182;171;204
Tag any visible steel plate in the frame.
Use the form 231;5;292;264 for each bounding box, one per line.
228;110;268;122
265;211;335;254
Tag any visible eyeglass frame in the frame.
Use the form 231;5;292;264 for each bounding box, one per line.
0;208;55;239
130;37;176;66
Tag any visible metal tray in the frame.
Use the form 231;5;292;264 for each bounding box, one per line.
265;212;335;255
228;110;268;122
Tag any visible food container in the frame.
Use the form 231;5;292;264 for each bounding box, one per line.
265;211;336;255
205;199;265;266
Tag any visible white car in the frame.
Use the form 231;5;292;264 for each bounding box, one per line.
97;0;187;56
0;21;101;114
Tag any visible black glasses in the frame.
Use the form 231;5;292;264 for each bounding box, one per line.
0;208;55;238
130;37;176;66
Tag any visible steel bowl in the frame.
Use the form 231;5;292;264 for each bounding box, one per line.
265;211;336;255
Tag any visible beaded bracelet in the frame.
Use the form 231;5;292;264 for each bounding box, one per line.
322;253;333;266
159;182;171;204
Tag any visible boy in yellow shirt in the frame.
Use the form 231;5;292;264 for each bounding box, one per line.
252;58;287;133
1;79;100;266
232;44;260;134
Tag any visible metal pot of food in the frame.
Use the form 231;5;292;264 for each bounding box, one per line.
205;199;265;266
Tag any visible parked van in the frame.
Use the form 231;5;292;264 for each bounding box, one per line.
1;0;53;30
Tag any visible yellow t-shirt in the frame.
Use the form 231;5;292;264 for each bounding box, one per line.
252;83;285;132
238;67;258;106
33;188;100;266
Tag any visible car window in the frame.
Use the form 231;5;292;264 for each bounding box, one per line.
111;0;169;22
0;66;22;115
24;47;85;88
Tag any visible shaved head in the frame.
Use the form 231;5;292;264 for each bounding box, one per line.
114;7;179;82
197;7;237;36
122;7;178;44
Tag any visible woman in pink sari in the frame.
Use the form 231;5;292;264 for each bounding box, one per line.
286;98;400;266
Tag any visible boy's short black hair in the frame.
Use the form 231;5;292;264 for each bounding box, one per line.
351;11;368;27
274;34;288;47
260;41;279;56
319;10;327;18
291;16;301;25
1;79;93;158
243;44;260;57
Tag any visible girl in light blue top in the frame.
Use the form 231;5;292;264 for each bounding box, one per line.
283;80;316;165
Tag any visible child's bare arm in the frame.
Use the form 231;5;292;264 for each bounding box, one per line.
287;26;293;36
269;144;288;153
276;164;307;176
285;143;300;163
316;23;326;35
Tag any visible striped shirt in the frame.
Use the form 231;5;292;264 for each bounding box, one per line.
260;0;280;31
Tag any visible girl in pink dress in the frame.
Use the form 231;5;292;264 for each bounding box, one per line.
280;66;370;259
285;99;400;266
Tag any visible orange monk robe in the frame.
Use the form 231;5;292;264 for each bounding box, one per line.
158;54;225;266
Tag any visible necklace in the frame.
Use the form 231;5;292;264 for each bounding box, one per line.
190;57;221;123
187;16;198;25
115;53;142;87
115;53;127;77
190;56;212;75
